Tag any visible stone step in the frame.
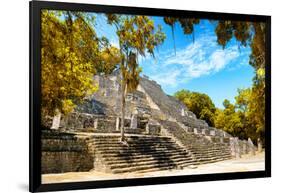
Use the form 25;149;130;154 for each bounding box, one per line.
104;153;193;164
194;154;231;161
92;138;175;143
92;140;177;147
96;143;184;149
191;149;230;155
101;150;191;161
94;144;186;152
92;130;146;134
195;155;232;163
192;151;230;156
88;130;233;174
135;161;195;173
92;141;175;146
195;157;231;165
91;135;172;140
109;157;194;169
190;151;230;157
111;163;177;174
134;161;196;174
188;147;230;153
135;167;173;174
193;152;231;158
187;144;229;148
99;148;190;157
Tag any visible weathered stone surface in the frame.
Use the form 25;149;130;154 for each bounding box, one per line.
233;137;241;158
41;130;93;174
202;128;210;135
242;140;248;154
91;135;195;173
130;114;138;129
146;120;161;135
42;71;259;174
51;111;61;130
193;128;202;134
159;120;232;163
115;117;120;131
209;130;216;136
248;138;256;155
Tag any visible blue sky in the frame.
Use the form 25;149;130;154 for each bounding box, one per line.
94;14;255;108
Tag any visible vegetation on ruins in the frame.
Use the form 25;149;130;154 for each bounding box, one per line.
169;20;266;145
105;14;166;142
41;11;265;144
175;87;264;144
41;11;120;126
174;90;216;127
215;21;266;144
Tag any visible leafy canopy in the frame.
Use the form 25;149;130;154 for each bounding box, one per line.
175;89;216;126
107;14;166;92
41;10;120;118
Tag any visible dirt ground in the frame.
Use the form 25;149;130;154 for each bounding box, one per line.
42;152;265;184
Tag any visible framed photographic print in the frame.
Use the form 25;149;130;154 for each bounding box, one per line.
29;0;271;192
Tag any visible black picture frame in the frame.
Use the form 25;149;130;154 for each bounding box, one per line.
29;0;271;192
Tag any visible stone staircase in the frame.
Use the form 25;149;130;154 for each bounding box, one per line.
159;120;232;164
89;135;196;174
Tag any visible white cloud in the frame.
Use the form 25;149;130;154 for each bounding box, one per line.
145;36;240;87
150;69;181;87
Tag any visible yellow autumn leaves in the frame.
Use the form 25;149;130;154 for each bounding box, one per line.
41;11;119;117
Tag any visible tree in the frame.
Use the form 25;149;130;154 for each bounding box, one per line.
235;87;265;144
41;11;120;128
171;18;266;143
235;88;251;113
175;89;216;126
163;17;200;53
213;88;265;143
215;21;266;144
214;99;246;139
106;14;166;142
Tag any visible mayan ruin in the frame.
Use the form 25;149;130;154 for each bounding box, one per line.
38;9;266;184
41;71;260;177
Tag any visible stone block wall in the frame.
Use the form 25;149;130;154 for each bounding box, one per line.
41;130;94;174
61;112;151;133
60;113;116;132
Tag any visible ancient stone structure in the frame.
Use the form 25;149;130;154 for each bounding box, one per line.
41;130;94;174
42;71;257;174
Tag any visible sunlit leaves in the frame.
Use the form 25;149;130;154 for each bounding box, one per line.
107;14;166;92
164;17;200;52
41;10;115;118
175;89;216;126
96;46;121;74
214;86;265;143
106;14;166;139
213;20;266;143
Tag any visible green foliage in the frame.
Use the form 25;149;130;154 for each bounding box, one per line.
175;89;216;126
163;17;200;35
175;87;265;144
211;20;265;144
164;17;200;52
214;100;246;139
214;87;265;144
215;21;251;48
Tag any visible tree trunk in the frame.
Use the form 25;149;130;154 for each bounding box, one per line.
120;80;127;142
